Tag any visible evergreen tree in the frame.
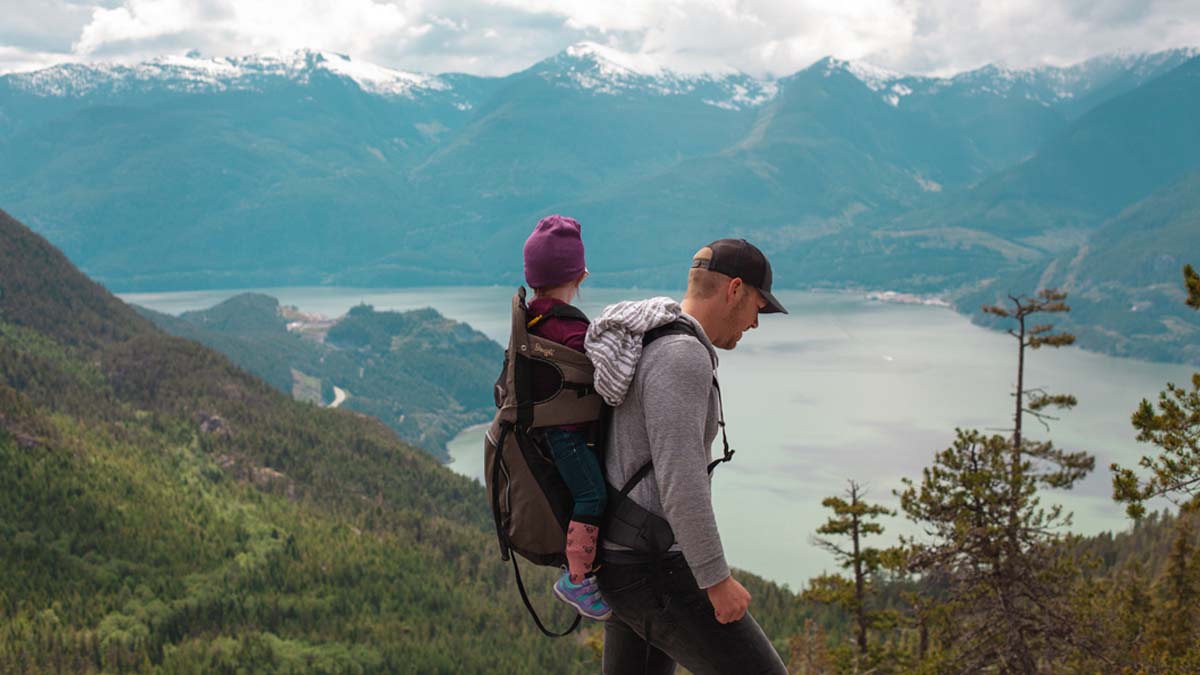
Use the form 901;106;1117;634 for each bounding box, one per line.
1185;264;1200;310
787;619;834;675
1152;516;1200;658
806;480;894;656
980;289;1079;452
896;290;1096;674
1106;560;1157;671
1113;265;1200;518
1122;561;1154;654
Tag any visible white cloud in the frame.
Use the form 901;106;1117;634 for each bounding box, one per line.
0;45;78;74
0;0;1198;76
71;0;421;60
879;0;1200;75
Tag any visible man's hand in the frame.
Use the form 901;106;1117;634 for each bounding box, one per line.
705;575;751;624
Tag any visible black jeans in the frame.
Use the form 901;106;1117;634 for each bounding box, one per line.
596;553;788;675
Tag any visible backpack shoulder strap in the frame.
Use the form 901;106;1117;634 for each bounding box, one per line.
527;302;588;329
638;319;730;473
543;303;588;322
641;319;697;347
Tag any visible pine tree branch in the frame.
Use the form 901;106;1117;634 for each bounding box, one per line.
1184;264;1199;310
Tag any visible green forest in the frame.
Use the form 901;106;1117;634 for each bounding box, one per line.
136;293;500;461
3;206;1199;673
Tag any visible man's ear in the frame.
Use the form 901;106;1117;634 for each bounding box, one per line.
726;277;743;305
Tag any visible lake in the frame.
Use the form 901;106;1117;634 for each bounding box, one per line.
124;286;1195;591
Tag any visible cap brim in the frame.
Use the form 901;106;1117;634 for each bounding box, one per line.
758;288;788;314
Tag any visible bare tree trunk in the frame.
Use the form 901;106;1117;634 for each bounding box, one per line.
1006;300;1035;674
852;488;867;654
1014;305;1025;451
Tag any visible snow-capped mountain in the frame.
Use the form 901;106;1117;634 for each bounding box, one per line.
961;48;1198;97
532;41;778;111
6;49;453;100
5;42;780;110
812;57;928;107
814;47;1200;114
6;43;1194;115
1;42;1197;304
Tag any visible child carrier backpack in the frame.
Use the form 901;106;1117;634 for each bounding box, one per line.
484;292;737;637
484;287;605;637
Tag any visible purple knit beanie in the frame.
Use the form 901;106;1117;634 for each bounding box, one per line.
523;214;587;289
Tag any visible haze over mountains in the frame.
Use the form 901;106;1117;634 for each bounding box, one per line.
1;43;1198;363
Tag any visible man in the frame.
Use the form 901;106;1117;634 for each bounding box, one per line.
586;239;789;675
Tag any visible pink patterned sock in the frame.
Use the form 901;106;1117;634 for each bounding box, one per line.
565;520;599;584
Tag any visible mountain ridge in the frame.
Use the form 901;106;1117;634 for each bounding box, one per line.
2;47;1198;366
9;44;1195;110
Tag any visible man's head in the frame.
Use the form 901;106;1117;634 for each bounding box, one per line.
682;239;786;350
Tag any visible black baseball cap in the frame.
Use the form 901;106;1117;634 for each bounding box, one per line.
691;238;788;314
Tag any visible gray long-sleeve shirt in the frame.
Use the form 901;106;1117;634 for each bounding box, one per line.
601;313;729;588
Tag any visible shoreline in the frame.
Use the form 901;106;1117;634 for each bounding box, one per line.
444;421;490;467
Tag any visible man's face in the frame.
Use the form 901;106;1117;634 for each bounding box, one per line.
713;281;765;350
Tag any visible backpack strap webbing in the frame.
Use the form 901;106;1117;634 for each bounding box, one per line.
641;319;736;473
527;302;589;329
490;423;513;560
491;420;583;638
640;319;694;347
510;552;582;638
544;303;589;322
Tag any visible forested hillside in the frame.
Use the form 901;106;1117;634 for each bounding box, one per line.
964;171;1200;365
136;293;500;460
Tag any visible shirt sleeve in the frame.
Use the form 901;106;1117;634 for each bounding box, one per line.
638;337;730;588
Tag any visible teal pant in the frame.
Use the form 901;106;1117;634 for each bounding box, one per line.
543;427;607;525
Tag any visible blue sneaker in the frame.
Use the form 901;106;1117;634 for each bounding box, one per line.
553;571;612;621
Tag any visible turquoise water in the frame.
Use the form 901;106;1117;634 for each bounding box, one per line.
125;286;1195;590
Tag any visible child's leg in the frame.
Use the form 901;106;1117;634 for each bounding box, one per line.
543;427;608;582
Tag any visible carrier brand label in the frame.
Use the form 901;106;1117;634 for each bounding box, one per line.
532;343;556;358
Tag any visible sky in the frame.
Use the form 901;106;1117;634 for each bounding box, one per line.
2;0;1198;77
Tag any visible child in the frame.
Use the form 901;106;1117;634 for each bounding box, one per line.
523;214;611;621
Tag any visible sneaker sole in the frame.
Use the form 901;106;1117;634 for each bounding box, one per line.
553;583;612;621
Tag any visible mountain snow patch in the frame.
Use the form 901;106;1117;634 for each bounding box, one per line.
551;42;776;109
565;42;673;78
318;52;446;96
703;81;778;111
7;49;448;99
885;82;913;106
823;58;902;91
